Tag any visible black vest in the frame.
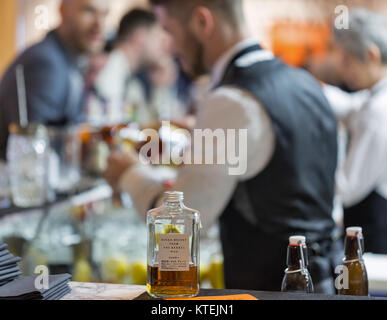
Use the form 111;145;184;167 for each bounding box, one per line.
218;45;339;247
344;191;387;254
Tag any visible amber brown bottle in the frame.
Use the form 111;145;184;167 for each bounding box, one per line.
281;236;314;293
338;227;369;296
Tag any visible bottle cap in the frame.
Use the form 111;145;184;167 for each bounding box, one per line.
289;235;306;246
164;191;184;202
346;227;362;237
9;123;48;138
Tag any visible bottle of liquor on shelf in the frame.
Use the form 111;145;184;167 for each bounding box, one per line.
147;191;201;298
281;235;314;293
338;227;369;296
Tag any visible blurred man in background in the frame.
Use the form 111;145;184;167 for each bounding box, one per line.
105;0;341;293
0;0;109;160
325;9;387;254
93;8;180;125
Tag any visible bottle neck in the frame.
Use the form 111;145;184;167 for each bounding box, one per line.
164;192;184;209
164;200;184;210
344;235;364;261
286;245;307;271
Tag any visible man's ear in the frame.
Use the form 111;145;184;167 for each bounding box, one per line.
60;0;73;22
367;43;382;65
188;6;215;41
59;1;66;20
131;29;148;47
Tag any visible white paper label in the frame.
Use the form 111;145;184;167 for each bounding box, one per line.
158;233;190;272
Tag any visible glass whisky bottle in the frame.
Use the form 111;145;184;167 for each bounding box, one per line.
147;191;201;298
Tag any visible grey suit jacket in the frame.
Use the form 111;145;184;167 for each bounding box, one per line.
0;30;85;160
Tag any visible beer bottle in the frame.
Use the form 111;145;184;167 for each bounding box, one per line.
281;235;314;293
338;227;369;296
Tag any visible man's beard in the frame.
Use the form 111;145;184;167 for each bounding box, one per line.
184;31;207;79
191;40;207;79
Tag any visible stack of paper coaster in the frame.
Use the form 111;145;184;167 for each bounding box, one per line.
0;242;22;286
0;274;72;300
0;241;72;300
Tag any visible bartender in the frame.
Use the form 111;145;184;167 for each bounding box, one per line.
104;0;342;293
325;9;387;254
0;0;109;160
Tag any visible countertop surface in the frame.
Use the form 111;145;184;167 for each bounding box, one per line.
62;282;383;300
62;282;147;300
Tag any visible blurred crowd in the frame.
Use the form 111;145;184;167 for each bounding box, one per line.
0;2;198;162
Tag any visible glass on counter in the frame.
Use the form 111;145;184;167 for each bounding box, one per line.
0;162;10;207
47;126;81;194
6;124;49;208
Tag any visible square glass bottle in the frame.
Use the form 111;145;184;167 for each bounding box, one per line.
147;191;201;298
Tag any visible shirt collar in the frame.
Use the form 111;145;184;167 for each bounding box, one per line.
210;38;259;88
371;75;387;95
76;55;89;74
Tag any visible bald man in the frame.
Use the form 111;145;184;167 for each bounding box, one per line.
0;0;109;160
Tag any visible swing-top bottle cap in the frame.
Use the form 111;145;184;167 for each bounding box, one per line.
164;191;184;202
289;235;306;246
346;227;362;237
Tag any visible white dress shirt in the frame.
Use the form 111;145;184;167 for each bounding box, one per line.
95;49;131;123
324;77;387;208
119;39;276;234
95;49;131;100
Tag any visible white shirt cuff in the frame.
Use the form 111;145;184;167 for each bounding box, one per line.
118;164;176;219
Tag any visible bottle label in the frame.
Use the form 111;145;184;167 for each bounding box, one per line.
158;234;190;272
